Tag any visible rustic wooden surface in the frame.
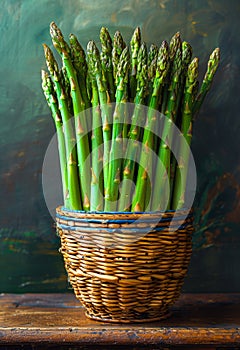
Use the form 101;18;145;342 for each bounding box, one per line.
0;293;240;349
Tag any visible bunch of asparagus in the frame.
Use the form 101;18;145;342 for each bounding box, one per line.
41;22;220;212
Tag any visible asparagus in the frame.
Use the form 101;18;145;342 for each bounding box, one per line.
60;66;73;114
69;33;91;111
88;67;104;211
129;27;141;101
175;41;193;119
105;47;130;211
160;32;181;114
168;41;193;203
172;57;199;210
69;33;92;146
42;23;220;213
87;40;112;195
43;44;81;210
41;70;69;208
100;27;115;102
151;44;183;211
118;43;148;211
112;31;126;81
50;22;91;211
193;48;220;115
131;41;170;212
147;43;158;104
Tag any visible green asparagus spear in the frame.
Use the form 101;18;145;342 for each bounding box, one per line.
60;66;73;114
168;41;193;204
87;40;112;195
147;43;158;104
160;32;181;114
43;44;81;210
69;33;91;111
112;31;126;81
118;43;148;211
172;57;199;210
129;27;141;101
193;48;220;115
50;22;91;211
151;43;183;211
100;27;115;102
88;66;104;211
175;41;193;119
164;38;183;119
41;70;69;208
132;41;170;212
105;47;130;211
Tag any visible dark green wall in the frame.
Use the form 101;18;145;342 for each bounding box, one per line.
1;0;240;293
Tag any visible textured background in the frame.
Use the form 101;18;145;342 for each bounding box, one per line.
0;0;239;292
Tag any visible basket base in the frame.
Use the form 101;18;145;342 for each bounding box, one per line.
85;310;171;323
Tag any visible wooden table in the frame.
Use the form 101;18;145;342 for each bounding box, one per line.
0;293;240;349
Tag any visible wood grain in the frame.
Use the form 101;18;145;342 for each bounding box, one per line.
0;293;240;348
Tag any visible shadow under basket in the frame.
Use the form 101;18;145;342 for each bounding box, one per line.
56;206;193;323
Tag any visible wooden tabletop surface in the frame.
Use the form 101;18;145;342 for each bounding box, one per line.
0;293;240;348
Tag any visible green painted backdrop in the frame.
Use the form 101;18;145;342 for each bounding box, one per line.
1;0;239;293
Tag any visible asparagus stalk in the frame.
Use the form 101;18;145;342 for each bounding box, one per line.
172;57;199;210
169;41;193;203
112;31;126;81
41;70;69;208
146;44;159;153
129;27;141;101
60;66;73;114
88;69;104;211
131;41;170;212
69;33;91;111
69;33;92;145
151;44;183;211
100;27;115;102
105;47;130;211
147;43;158;104
160;32;181;114
193;48;220;115
175;41;193;120
87;40;112;195
50;22;91;211
118;43;148;211
43;44;81;210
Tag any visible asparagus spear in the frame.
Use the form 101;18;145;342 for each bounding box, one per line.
105;47;130;211
43;44;81;210
129;27;141;101
193;48;220;115
69;33;91;111
60;66;73;114
41;70;69;208
112;31;126;81
147;43;158;104
151;43;183;211
118;43;148;211
160;32;181;114
100;27;115;102
50;22;91;211
168;41;193;203
175;41;193;119
88;64;104;211
87;40;112;195
172;57;199;210
131;41;170;212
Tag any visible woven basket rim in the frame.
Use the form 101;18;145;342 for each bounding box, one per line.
56;205;192;217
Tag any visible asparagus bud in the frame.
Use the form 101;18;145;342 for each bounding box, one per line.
193;47;220;115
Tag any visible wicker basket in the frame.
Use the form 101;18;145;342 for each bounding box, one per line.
56;206;193;323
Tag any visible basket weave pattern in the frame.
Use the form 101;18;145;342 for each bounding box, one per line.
56;207;193;323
